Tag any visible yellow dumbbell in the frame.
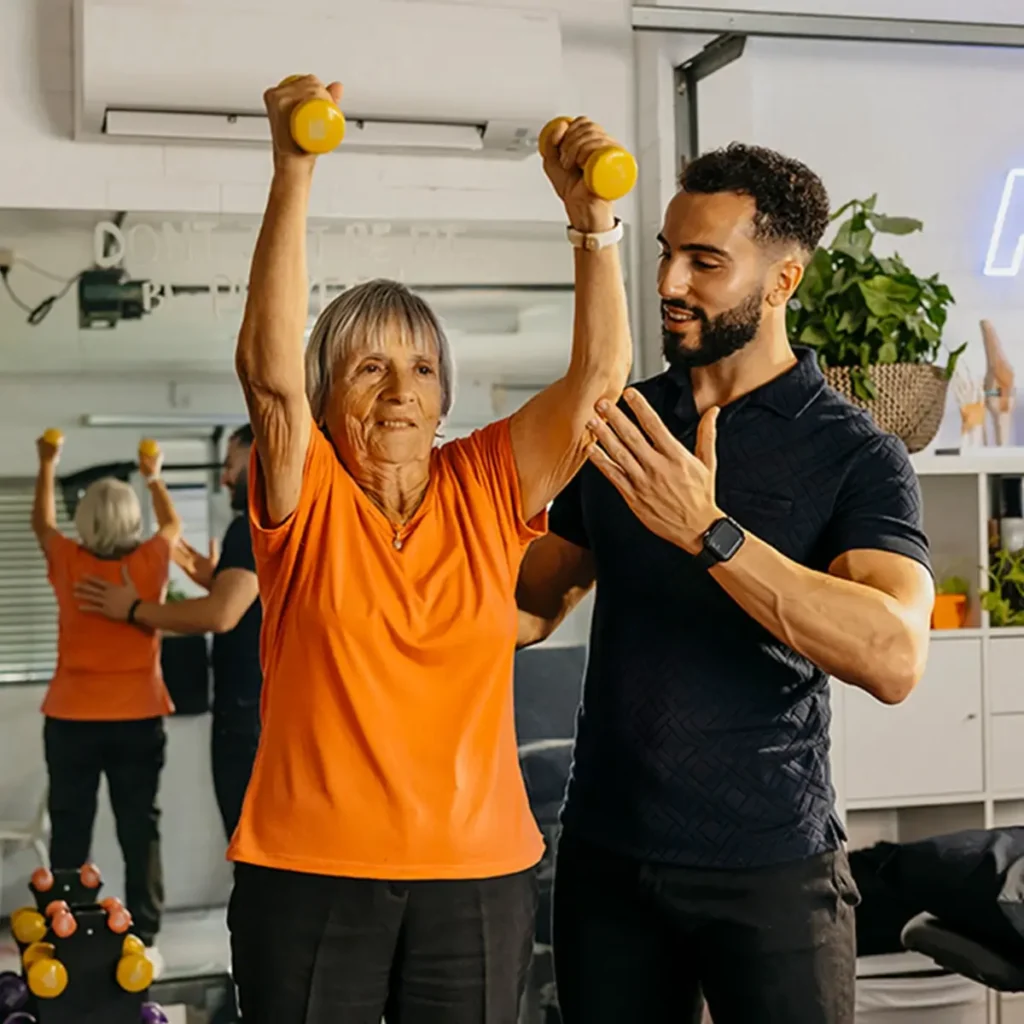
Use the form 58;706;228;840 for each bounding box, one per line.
138;438;160;459
23;941;56;969
12;910;47;946
122;934;146;957
278;75;346;155
10;905;37;927
41;428;63;446
116;952;154;993
538;116;637;202
27;957;68;999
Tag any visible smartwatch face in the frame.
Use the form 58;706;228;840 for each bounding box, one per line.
707;517;744;560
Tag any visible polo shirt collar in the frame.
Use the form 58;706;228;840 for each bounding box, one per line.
666;345;825;423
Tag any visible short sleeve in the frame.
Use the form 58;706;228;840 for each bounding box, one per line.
817;434;932;573
548;470;590;551
125;534;172;600
441;418;548;550
216;516;256;576
248;417;337;558
44;531;78;586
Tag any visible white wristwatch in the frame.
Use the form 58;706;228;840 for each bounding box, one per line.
567;218;624;252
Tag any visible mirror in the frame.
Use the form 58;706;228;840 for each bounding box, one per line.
0;205;620;1001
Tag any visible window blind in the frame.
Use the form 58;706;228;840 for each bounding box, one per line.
0;481;72;684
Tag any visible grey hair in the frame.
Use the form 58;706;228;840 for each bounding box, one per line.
74;477;143;558
304;279;455;422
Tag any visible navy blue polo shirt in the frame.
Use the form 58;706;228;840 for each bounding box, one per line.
211;514;263;731
550;345;931;869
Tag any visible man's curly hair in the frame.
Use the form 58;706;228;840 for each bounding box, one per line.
679;143;830;258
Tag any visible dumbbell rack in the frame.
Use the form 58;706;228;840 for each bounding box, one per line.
12;868;150;1024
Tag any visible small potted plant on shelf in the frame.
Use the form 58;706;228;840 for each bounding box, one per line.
981;548;1024;628
931;575;970;630
787;195;966;453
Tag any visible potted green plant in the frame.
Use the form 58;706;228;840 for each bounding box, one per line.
787;195;966;452
932;574;970;630
981;548;1024;628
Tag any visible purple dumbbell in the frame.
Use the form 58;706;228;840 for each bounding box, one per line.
140;1002;169;1024
0;970;29;1014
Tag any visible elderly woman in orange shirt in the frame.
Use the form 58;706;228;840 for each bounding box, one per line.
31;433;180;968
226;75;633;1024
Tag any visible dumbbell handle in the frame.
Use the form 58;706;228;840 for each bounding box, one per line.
538;117;637;203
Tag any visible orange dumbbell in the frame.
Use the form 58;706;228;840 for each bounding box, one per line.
52;910;77;939
107;906;133;934
278;75;346;155
538;117;638;202
80;862;102;889
31;867;54;893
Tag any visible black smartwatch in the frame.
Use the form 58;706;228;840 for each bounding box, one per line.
695;516;745;569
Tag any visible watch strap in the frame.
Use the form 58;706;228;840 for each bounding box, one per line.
566;218;624;252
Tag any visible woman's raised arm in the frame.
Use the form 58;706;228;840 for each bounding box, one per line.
235;76;341;526
509;118;633;520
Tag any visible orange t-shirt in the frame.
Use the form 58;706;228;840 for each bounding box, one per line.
228;417;547;880
42;532;175;721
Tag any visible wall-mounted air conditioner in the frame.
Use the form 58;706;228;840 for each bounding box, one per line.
73;0;563;158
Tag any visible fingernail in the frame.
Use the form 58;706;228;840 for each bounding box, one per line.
596;400;610;413
587;418;600;431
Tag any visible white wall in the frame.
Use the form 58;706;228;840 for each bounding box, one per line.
647;0;1024;22
0;0;635;224
738;37;1024;448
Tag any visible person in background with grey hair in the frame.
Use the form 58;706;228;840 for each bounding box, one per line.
75;423;263;841
223;75;633;1024
31;430;182;972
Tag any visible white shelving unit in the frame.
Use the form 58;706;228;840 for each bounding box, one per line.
831;448;1024;1024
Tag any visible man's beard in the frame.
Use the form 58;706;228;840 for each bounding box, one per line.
230;472;248;512
661;288;764;372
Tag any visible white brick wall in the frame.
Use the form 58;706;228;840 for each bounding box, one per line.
0;0;637;224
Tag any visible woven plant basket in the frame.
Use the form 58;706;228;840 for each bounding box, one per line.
822;363;949;454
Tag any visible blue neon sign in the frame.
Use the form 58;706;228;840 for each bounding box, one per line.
985;169;1024;277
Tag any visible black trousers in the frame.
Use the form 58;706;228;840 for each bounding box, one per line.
210;720;260;841
553;832;859;1024
228;862;538;1024
43;716;166;946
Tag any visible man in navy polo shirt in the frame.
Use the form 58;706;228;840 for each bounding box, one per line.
516;143;935;1024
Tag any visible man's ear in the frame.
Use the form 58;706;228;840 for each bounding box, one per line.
766;255;805;308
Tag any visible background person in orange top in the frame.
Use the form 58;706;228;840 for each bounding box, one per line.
224;75;633;1024
31;430;182;963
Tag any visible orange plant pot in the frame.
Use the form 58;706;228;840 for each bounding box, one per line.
931;593;967;630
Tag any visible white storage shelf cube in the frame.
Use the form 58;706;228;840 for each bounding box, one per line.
843;638;983;804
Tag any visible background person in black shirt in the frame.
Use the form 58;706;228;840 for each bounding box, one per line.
516;145;935;1024
77;424;262;840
